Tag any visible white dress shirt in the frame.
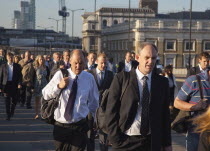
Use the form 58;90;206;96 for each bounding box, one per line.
125;68;152;136
96;68;105;85
7;63;13;81
124;60;132;72
42;68;99;124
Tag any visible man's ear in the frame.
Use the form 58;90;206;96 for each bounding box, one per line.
135;54;140;61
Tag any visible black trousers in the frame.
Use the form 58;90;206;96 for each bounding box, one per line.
4;82;18;117
20;85;32;107
99;130;108;151
112;135;151;151
53;122;88;151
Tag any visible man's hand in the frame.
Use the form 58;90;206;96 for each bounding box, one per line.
162;146;172;151
58;77;69;89
190;99;208;111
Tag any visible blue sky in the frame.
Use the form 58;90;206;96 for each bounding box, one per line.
0;0;209;37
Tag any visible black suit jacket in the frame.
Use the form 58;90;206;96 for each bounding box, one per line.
105;69;171;151
0;63;22;89
117;60;139;73
89;68;114;102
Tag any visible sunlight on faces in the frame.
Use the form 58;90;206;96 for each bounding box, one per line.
87;53;96;65
96;56;106;71
136;45;158;75
63;52;70;62
38;56;44;66
125;52;132;63
70;51;85;75
25;52;31;62
199;56;209;70
6;55;13;64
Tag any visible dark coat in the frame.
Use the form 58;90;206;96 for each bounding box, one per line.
0;63;22;91
105;69;171;151
89;68;114;101
117;60;139;73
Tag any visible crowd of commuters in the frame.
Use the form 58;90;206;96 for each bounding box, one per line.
0;44;209;151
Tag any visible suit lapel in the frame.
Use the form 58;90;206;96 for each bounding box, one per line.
130;69;140;101
92;68;100;88
100;70;108;88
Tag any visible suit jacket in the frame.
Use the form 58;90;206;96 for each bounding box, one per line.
89;68;114;102
105;69;171;151
0;63;22;90
117;60;139;73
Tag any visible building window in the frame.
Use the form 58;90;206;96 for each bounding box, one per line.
184;40;195;51
103;20;107;27
114;20;118;25
164;53;176;67
146;39;157;46
204;41;210;51
165;40;176;51
183;53;196;68
92;24;96;30
124;20;128;23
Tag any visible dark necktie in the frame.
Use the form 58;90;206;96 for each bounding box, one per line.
140;76;150;136
64;76;78;121
99;71;104;86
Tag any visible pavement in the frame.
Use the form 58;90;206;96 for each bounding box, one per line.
0;78;187;151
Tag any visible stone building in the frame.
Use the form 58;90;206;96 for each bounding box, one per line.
82;0;210;67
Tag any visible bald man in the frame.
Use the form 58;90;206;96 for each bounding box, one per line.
42;49;99;151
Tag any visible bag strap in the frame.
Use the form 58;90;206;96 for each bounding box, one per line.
120;71;130;100
56;69;69;101
196;75;204;100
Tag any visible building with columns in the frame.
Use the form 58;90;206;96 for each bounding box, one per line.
82;0;210;67
102;18;210;67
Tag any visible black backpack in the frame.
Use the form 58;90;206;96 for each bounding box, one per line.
40;69;69;125
96;71;130;133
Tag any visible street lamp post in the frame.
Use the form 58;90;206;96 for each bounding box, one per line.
188;0;193;69
68;9;84;42
37;26;53;54
48;18;62;33
128;0;131;51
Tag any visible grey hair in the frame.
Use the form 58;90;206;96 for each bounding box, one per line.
137;42;158;54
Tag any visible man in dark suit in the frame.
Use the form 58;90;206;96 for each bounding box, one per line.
49;52;61;80
86;52;97;70
89;53;114;151
187;52;209;76
117;51;138;73
105;42;172;151
0;52;22;120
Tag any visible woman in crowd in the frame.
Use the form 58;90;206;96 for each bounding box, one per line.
33;55;49;119
14;55;20;64
193;106;210;151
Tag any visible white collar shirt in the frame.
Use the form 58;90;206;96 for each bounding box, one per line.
125;68;152;136
199;64;207;73
42;68;99;124
7;62;14;81
87;62;94;70
96;68;105;85
124;60;132;72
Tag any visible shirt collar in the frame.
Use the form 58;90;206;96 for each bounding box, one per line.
69;68;83;79
7;62;13;66
136;68;152;81
125;60;131;64
96;68;105;74
198;64;206;72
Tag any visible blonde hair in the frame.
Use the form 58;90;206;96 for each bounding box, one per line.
34;55;45;69
97;52;106;59
193;107;210;133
